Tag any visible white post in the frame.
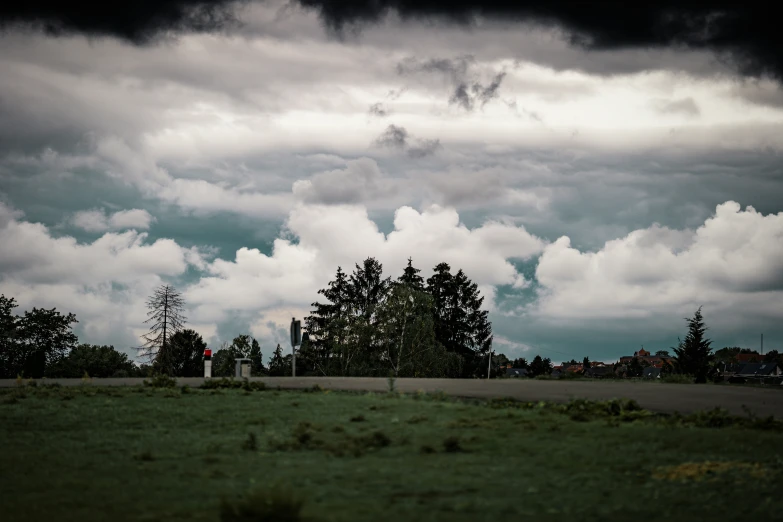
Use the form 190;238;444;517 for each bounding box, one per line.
487;348;492;379
204;348;212;379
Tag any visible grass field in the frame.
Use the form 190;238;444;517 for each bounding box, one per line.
1;381;782;522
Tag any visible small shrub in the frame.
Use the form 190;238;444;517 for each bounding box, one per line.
242;433;258;451
350;414;366;422
443;436;463;453
219;485;305;522
357;430;391;449
420;445;436;454
661;374;695;384
143;374;177;389
134;450;155;461
181;385;190;394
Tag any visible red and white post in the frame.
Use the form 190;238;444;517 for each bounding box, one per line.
204;349;212;379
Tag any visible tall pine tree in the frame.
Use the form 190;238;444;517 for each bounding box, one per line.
304;266;353;375
673;306;714;383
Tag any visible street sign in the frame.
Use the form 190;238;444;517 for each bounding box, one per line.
290;318;301;348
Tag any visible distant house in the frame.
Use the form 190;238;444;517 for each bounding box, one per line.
619;347;673;369
505;368;529;378
642;367;661;379
735;363;782;378
585;366;614;378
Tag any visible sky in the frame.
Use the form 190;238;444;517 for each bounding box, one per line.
0;1;782;364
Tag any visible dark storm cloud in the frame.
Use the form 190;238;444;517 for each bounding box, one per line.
374;124;440;158
0;0;243;43
368;102;389;117
398;56;506;110
298;2;783;81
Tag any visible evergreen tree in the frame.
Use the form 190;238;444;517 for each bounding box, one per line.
305;266;353;375
510;357;528;369
249;338;265;375
627;357;644;377
398;257;425;291
426;263;493;377
347;257;391;374
268;344;288;376
583;357;591;369
672;307;714;383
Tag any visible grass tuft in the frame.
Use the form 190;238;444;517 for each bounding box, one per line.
443;436;463;453
242;433;258;451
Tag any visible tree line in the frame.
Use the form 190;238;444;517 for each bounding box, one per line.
295;257;493;378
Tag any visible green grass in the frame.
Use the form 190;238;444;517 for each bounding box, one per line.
1;385;782;522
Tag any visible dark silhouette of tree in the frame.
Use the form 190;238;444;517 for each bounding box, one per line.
268;344;289;376
18;306;79;378
156;329;206;377
398;257;425;291
627;357;644;377
0;295;20;378
426;263;492;377
140;284;186;373
47;344;135;378
510;357;528;369
249;337;265;375
672;307;714;383
655;350;671;357
583;357;591;369
528;355;553;377
305;266;353;375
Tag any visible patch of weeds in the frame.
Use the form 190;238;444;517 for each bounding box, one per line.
242;433;258;451
350;414;366;422
447;418;487;429
181;385;190;394
163;388;181;399
248;418;267;427
143;374;177;389
202;378;266;391
60;389;75;401
134;450;155;462
304;384;323;393
331;425;345;433
429;390;449;402
443;436;463;453
357;430;391;449
219;485;306;522
660;374;695;384
203;455;221;465
652;461;769;482
420;445;436;454
406;415;428;424
81;371;92;385
291;402;300;407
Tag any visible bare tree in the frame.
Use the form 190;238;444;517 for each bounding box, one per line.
139;284;186;373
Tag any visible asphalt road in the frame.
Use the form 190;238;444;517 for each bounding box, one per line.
3;376;782;417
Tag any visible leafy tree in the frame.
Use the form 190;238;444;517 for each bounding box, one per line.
627;357;644;378
510;357;528;369
655;350;671;357
659;358;673;376
375;284;454;377
15;306;79;378
582;357;591;369
268;344;290;376
528;355;553;377
156;329;206;377
764;350;780;363
210;335;262;377
47;344;135;378
141;284;186;373
672;307;714;383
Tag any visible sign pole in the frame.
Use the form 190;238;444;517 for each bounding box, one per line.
290;318;301;377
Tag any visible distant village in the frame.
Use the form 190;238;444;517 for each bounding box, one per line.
502;347;783;385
